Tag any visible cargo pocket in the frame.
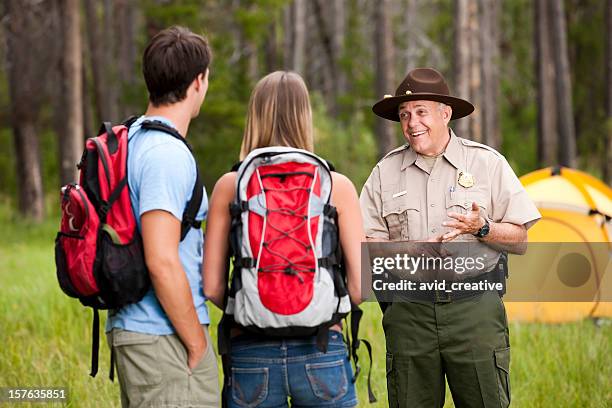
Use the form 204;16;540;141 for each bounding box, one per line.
386;352;411;408
386;352;399;408
232;367;269;407
382;193;420;240
112;330;162;387
494;347;511;407
306;359;348;402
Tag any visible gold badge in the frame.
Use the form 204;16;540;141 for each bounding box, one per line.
405;90;412;95
458;171;475;188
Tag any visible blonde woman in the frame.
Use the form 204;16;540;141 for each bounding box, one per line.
204;71;363;407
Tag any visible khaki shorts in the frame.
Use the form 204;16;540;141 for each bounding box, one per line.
107;325;219;408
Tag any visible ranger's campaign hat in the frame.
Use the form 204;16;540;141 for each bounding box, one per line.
372;67;474;122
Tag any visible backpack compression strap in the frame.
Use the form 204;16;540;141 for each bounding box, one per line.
140;120;203;241
349;305;377;403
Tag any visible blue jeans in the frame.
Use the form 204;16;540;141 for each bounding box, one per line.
227;331;358;408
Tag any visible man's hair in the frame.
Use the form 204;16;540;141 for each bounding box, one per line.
143;26;211;106
240;71;313;159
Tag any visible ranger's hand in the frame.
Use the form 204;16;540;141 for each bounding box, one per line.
441;202;484;242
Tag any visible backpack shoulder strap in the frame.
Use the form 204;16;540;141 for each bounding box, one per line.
140;120;186;146
122;115;139;128
140;120;203;241
180;166;203;241
98;122;118;154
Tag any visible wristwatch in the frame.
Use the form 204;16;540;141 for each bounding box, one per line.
474;217;490;238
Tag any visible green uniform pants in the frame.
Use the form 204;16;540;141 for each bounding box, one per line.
383;291;511;408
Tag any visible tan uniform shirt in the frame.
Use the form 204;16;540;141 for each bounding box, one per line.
360;130;541;273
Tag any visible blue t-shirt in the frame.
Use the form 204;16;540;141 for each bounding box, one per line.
106;116;210;334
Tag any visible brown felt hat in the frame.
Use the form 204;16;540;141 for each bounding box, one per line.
372;68;474;122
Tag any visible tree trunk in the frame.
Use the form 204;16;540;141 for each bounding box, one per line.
374;0;397;157
49;0;65;154
5;0;48;220
403;0;419;73
535;0;558;167
313;0;338;114
114;0;139;119
247;44;258;83
83;61;95;139
467;0;482;143
84;0;118;123
293;0;306;75
13;123;45;220
283;3;293;70
455;0;494;144
114;0;137;85
605;0;612;184
333;0;347;103
59;0;83;185
304;2;325;95
454;0;471;138
479;0;500;150
104;0;119;121
264;20;278;73
550;0;577;167
232;0;259;84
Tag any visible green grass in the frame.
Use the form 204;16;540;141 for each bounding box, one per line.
0;206;610;407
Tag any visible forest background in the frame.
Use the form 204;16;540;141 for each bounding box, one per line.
1;0;611;220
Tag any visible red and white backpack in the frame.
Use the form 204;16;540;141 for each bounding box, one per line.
219;146;376;403
224;147;351;341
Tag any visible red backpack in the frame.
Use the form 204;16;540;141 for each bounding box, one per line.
55;117;203;378
218;147;376;404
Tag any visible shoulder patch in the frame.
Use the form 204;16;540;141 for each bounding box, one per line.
459;138;503;158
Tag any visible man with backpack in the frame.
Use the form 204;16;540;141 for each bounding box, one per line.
105;26;218;407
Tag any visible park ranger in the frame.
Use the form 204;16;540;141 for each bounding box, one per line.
360;67;540;408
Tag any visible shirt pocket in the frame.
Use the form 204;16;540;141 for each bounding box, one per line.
382;192;421;241
445;190;489;215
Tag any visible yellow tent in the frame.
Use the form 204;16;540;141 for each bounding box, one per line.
505;166;612;322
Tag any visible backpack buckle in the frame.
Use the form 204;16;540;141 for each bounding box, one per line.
99;201;110;219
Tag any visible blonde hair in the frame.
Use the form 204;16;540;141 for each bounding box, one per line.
240;71;314;159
